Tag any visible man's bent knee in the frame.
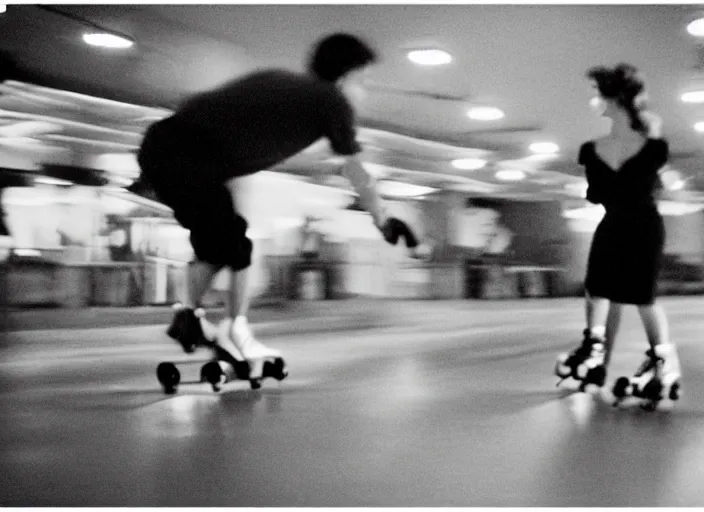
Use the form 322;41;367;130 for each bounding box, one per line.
226;237;253;272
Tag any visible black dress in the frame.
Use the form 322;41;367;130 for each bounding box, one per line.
581;137;668;305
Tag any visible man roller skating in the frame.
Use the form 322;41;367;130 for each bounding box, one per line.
136;33;425;382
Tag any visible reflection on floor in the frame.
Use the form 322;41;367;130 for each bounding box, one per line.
1;297;704;506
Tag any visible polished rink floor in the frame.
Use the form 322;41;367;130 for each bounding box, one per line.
2;297;704;506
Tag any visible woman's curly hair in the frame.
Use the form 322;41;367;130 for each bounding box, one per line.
587;63;648;135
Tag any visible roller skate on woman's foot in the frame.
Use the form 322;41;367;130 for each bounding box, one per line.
555;329;607;391
612;343;682;411
214;317;288;388
166;303;216;353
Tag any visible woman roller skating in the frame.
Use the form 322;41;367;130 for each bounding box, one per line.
554;64;681;411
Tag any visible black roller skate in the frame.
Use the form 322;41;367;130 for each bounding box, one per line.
166;304;211;353
555;329;607;392
611;344;681;411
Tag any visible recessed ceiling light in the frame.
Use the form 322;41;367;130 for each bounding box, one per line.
406;49;452;66
695;121;704;132
687;17;704;37
451;158;487;170
681;90;704;103
529;142;559;154
467;107;504;121
83;33;134;49
495;170;525;181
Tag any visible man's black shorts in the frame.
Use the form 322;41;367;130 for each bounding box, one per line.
137;118;252;270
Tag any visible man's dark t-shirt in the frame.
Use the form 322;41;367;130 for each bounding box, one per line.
157;69;362;182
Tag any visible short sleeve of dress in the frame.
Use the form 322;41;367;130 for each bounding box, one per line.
580;142;603;204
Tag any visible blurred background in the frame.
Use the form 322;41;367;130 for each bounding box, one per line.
2;4;704;310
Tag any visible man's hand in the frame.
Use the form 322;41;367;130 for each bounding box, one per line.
380;217;434;260
380;217;418;248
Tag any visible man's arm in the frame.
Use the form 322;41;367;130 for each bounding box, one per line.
338;155;388;229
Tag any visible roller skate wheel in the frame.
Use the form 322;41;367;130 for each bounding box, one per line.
586;367;606;388
201;361;224;387
157;362;181;392
642;378;664;402
554;361;571;379
556;353;569;365
273;358;288;380
612;377;630;398
669;382;681;401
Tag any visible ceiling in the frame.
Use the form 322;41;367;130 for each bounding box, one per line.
1;3;704;203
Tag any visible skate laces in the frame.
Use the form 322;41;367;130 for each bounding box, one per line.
634;349;662;378
572;330;604;361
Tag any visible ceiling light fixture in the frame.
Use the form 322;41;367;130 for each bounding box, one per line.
406;49;452;66
467;107;504;121
529;142;559;154
495;170;525;181
36;7;136;50
83;32;134;49
451;158;487;170
687;17;704;37
378;180;437;198
681;90;704;103
695;121;704;132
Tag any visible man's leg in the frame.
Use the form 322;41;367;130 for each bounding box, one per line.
223;175;254;321
210;177;282;371
227;266;251;320
185;261;221;310
167;259;223;351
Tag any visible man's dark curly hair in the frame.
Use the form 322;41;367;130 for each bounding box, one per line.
308;33;377;82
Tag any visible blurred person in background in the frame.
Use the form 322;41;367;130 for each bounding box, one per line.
136;33;423;377
0;190;10;260
555;64;681;402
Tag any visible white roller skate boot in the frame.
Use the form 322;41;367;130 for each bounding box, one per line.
555;329;607;392
612;343;682;411
216;316;284;381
